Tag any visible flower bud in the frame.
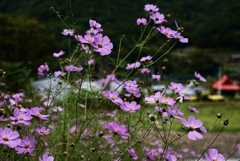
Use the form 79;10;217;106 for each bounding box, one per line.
91;148;96;152
99;131;104;137
223;119;229;126
217;113;222;119
149;114;157;122
70;143;75;147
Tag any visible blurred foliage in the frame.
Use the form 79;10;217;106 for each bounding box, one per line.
0;61;32;93
0;0;239;83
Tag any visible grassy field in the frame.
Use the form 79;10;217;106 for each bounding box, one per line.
179;101;240;132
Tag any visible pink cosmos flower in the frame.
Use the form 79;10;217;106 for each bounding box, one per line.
144;4;159;13
168;82;184;93
39;153;54;161
155;106;168;117
81;44;92;54
15;136;35;154
53;50;65;58
54;71;66;77
123;80;141;98
136;18;147;26
75;34;95;44
157;26;178;38
10;108;32;126
152;74;161;81
181;115;205;140
205;149;225;161
188;106;199;113
126;62;141;70
176;94;190;103
38;64;49;76
160;97;176;106
140;55;152;62
128;148;138;160
102;90;123;105
62;29;74;36
26;107;50;120
91;34;113;56
88;59;95;65
87;19;103;34
35;126;50;136
194;71;206;82
175;32;188;43
141;68;150;74
119;101;141;113
65;65;83;72
145;91;164;104
106;122;130;137
164;148;177;161
0;128;21;148
150;12;167;24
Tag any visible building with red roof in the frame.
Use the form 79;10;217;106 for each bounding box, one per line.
212;74;240;97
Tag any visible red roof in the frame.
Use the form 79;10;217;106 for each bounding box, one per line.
212;75;240;90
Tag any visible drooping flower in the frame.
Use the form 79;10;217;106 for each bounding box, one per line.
62;29;74;36
106;122;130;137
181;115;205;140
65;65;83;72
38;64;49;76
194;71;206;82
53;50;65;58
0;128;21;148
176;93;190;103
26;107;50;120
35;126;50;136
205;149;225;161
119;101;141;113
128;148;138;160
10;108;32;126
91;34;113;56
126;62;141;70
136;18;147;26
15;136;36;154
39;153;54;161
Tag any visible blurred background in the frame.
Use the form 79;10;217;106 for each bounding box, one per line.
0;0;240;96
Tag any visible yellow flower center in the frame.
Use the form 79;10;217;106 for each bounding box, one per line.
98;43;103;48
19;116;24;121
3;136;9;141
36;111;40;116
24;144;29;148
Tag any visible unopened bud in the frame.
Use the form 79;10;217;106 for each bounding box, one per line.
223;119;229;126
149;114;157;122
217;113;222;119
70;143;75;147
99;131;104;137
91;148;96;152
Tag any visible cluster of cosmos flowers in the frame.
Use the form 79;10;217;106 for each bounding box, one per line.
1;3;240;161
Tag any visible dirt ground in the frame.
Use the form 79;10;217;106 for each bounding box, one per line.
183;132;240;159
